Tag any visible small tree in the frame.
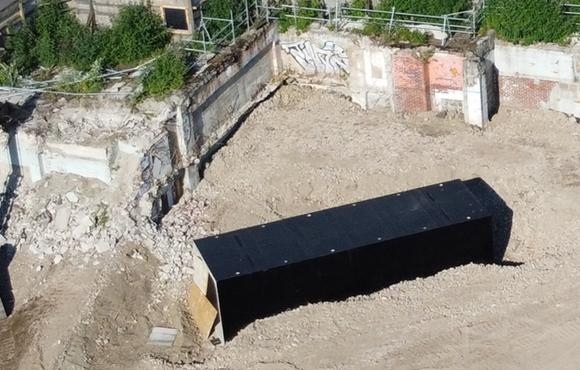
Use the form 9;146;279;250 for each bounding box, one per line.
105;3;171;66
5;22;38;74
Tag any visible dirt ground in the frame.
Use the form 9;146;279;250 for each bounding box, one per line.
162;85;580;370
5;83;580;369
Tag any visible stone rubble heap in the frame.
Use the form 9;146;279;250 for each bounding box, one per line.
3;174;218;283
138;193;216;282
23;96;177;148
5;179;134;267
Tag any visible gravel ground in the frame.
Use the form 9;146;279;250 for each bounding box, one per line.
154;84;580;370
6;83;580;370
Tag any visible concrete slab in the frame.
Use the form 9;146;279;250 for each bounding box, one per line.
147;327;178;347
54;207;71;231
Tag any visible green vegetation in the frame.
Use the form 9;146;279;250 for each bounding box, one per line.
201;0;246;42
277;0;324;33
483;0;574;45
375;0;470;16
143;49;187;98
106;3;171;66
343;0;428;44
2;0;184;97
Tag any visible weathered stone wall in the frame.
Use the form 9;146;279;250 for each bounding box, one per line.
173;24;280;190
278;28;466;114
491;40;580;117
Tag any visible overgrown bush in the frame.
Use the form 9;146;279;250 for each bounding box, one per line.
106;3;171;66
143;50;187;98
376;0;470;16
5;22;37;75
343;0;367;18
201;0;246;40
357;21;428;44
483;0;573;45
3;0;172;80
54;60;104;93
278;0;324;33
33;0;90;69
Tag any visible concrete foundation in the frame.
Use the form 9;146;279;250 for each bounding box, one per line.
492;40;580;118
278;29;470;121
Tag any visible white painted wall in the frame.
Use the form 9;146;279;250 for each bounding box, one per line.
494;41;579;83
279;29;395;110
0;132;113;185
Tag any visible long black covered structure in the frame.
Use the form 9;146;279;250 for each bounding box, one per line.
191;178;494;343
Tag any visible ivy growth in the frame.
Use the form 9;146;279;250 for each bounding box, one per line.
483;0;574;45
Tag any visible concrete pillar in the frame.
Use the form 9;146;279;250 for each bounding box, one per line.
14;132;42;184
463;58;489;128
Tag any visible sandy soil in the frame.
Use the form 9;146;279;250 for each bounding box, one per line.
5;84;580;370
163;85;580;370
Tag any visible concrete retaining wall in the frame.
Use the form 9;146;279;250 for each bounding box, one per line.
173;24;280;190
0;131;135;185
492;41;580;117
278;29;470;119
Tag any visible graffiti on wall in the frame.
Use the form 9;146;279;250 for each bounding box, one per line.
282;40;350;75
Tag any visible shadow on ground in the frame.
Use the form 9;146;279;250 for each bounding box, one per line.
464;177;520;265
0;94;39;317
0;243;16;316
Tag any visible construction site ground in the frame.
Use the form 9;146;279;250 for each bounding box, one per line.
3;84;580;370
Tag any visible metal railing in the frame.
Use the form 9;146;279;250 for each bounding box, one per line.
185;0;486;56
185;0;261;54
563;3;580;30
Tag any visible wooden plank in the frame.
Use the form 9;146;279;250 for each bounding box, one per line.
188;283;217;339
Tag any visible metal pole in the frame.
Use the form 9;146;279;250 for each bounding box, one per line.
230;10;236;42
442;15;447;46
335;0;339;30
245;0;250;30
203;29;206;54
292;0;297;27
389;7;395;31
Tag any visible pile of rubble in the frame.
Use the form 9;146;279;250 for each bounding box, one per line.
4;175;135;267
21;95;177;148
139;193;217;282
2;170;221;285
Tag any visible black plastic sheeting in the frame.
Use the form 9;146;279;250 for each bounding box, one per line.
194;179;494;341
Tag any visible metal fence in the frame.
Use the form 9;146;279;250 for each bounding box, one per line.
563;3;580;30
186;0;486;55
185;0;261;54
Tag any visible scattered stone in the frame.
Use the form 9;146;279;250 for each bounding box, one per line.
54;254;63;265
80;242;93;253
66;191;79;203
95;241;111;254
36;265;43;272
436;111;447;119
54;207;71;231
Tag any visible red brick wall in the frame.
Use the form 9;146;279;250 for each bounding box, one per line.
392;53;430;112
499;76;557;109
